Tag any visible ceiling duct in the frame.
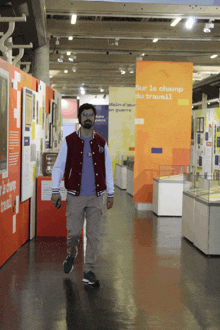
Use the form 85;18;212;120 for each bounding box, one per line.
11;0;47;49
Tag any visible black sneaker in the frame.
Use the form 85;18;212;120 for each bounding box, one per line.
82;271;100;287
63;255;74;274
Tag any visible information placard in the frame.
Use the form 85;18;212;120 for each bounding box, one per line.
41;180;67;201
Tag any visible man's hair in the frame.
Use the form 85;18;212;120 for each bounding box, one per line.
78;103;97;124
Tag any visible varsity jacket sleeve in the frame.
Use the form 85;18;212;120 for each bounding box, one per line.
51;139;67;193
104;142;115;197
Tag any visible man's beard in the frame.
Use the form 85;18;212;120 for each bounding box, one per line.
82;120;93;129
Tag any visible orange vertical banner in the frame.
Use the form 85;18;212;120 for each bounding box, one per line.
134;61;193;204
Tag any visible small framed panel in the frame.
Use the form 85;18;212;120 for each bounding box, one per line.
0;68;9;178
197;117;204;133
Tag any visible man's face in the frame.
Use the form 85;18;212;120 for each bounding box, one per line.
80;109;95;129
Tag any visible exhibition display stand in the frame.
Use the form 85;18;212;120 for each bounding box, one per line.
182;190;196;243
182;174;209;243
152;165;190;216
36;176;84;237
127;169;134;196
182;174;220;255
36;176;67;237
194;196;220;255
126;156;134;196
115;164;127;189
115;155;134;193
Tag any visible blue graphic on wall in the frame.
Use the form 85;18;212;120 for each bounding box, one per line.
93;105;109;144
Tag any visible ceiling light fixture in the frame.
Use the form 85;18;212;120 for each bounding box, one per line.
55;37;60;45
68;55;76;62
203;22;214;33
114;38;119;46
203;27;211;33
67;51;71;56
100;88;104;92
68;36;73;40
80;86;85;92
185;17;195;29
211;54;218;58
129;69;134;74
153;38;158;43
171;18;182;27
64;70;68;73
57;55;64;63
71;14;77;24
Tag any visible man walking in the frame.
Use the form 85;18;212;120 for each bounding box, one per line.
51;103;114;287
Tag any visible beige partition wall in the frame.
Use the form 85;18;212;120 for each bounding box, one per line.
108;87;135;179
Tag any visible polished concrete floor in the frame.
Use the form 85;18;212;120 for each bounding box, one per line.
1;186;220;330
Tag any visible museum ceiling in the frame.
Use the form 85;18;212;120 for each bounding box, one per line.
1;1;220;98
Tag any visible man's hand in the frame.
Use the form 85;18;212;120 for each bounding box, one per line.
107;196;114;210
51;193;61;207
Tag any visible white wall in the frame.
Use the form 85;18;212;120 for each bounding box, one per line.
79;94;109;106
62;123;76;139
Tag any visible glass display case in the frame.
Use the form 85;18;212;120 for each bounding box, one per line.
183;172;220;201
127;156;134;170
116;154;129;166
196;178;220;203
152;165;190;216
155;165;190;181
182;172;220;254
183;173;200;196
115;154;128;189
115;153;134;191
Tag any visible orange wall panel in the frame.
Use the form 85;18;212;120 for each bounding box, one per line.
0;59;40;267
46;85;55;114
0;63;38;267
134;61;193;204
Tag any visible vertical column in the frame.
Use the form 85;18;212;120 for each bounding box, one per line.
32;37;50;86
202;93;207;110
4;37;13;65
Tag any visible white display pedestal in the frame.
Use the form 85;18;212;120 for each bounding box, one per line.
152;177;184;216
182;192;220;255
115;164;127;189
181;192;195;243
126;169;134;196
194;198;220;255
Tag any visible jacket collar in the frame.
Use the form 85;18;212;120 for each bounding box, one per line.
76;128;95;139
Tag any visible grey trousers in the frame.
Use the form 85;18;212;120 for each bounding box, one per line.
65;193;104;272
